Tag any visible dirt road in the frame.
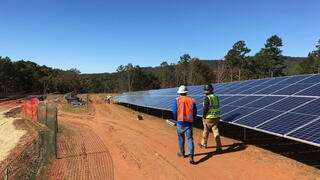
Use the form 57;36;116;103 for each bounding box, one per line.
46;95;320;180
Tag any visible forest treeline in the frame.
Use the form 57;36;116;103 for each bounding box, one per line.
0;35;319;95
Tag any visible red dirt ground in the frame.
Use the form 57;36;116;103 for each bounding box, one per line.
45;95;320;180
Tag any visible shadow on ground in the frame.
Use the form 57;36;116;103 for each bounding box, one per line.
194;143;247;165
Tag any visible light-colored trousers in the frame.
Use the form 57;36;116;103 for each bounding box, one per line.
201;118;222;149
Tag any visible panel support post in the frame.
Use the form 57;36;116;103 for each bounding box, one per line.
243;127;247;141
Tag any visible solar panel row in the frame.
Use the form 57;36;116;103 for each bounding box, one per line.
113;74;320;146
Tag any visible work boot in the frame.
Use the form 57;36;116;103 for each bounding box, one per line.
177;153;185;158
197;143;206;149
216;148;223;154
189;154;195;164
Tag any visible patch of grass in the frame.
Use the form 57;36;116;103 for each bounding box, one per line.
58;124;75;135
23;118;46;131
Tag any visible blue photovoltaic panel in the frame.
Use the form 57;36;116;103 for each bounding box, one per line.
260;77;287;85
222;86;246;94
246;96;285;109
287;120;320;145
234;109;280;127
227;86;254;94
296;84;320;96
220;96;245;106
296;74;320;84
220;105;236;116
217;96;230;103
215;84;241;94
113;74;320;147
236;80;256;86
254;84;287;94
248;78;272;86
292;99;320;116
238;85;268;94
221;107;257;122
228;96;262;107
257;113;318;135
272;84;310;95
277;75;310;84
265;97;313;112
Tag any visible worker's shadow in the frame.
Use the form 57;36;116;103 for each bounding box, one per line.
193;143;247;165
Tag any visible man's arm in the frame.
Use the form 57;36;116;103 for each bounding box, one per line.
172;99;177;120
202;96;209;118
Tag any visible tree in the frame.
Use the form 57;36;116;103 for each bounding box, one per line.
0;57;14;95
290;39;320;74
188;58;212;85
255;35;285;78
309;39;320;73
177;54;191;85
224;40;251;81
159;61;175;88
117;63;136;92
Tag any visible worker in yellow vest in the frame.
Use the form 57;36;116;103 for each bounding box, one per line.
106;95;112;104
198;84;222;153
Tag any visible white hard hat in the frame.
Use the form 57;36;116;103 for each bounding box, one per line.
177;85;188;94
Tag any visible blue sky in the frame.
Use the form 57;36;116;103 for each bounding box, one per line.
0;0;319;73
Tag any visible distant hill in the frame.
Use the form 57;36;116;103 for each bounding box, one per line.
282;56;307;69
82;56;306;77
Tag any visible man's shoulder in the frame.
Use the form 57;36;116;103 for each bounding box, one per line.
209;94;219;98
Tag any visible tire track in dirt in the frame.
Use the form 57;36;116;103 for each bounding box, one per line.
48;112;114;180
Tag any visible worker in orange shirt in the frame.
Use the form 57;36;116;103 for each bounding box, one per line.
172;85;197;164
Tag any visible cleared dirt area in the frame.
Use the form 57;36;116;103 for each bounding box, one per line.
0;108;26;162
0;102;38;171
45;95;320;180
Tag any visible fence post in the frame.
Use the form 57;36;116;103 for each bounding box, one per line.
161;110;164;119
31;101;33;120
55;106;58;158
4;168;8;180
86;94;89;110
45;102;48;125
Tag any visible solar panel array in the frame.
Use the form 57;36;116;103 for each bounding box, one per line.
113;74;320;147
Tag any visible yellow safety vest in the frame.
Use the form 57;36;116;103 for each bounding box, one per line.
205;94;221;119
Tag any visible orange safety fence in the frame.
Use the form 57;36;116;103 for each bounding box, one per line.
23;98;39;120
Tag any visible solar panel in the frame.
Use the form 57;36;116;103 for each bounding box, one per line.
272;84;310;95
287;119;320;145
220;96;245;105
234;109;281;127
292;99;320;116
245;96;285;108
227;96;262;106
296;84;320;96
254;84;287;94
265;97;313;111
220;107;257;122
256;113;318;135
113;74;320;147
238;85;269;94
